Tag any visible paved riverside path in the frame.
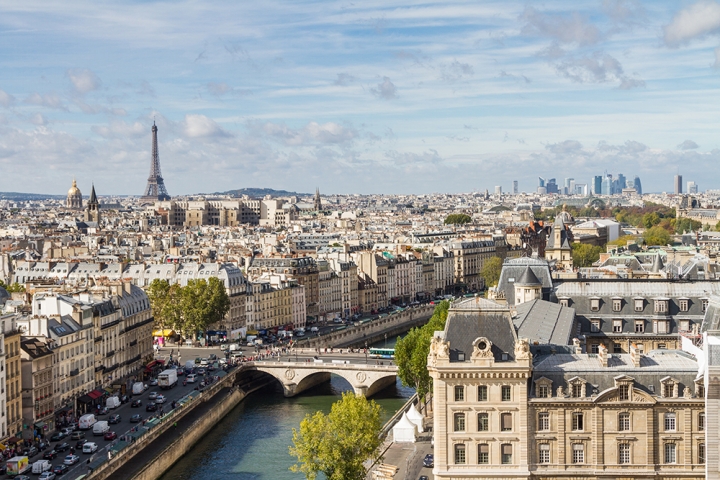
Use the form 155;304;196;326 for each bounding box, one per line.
107;386;234;479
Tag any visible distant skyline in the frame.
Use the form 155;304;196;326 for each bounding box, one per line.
2;1;720;195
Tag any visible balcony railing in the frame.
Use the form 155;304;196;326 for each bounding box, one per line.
105;350;115;358
69;369;79;377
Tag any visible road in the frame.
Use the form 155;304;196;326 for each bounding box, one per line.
40;362;220;479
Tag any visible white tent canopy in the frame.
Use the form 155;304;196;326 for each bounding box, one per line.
406;403;424;433
392;412;417;443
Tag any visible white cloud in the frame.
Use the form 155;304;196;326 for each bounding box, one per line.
0;89;15;108
67;68;102;95
182;114;231;138
334;73;355;86
554;52;644;89
24;92;65;110
260;121;357;146
521;7;602;45
370;77;397;100
664;1;720;46
678;139;699;150
29;113;47;126
441;60;474;81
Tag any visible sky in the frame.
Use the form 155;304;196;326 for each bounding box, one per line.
1;0;720;196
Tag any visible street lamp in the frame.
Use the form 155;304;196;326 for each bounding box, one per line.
364;341;368;364
384;333;387;348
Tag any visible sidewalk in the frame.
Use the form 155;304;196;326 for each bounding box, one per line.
371;438;433;480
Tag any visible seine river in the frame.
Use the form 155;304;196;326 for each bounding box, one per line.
160;337;412;480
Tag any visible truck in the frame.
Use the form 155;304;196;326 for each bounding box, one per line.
93;421;109;436
132;382;145;395
31;460;51;474
78;413;97;430
6;456;30;476
157;369;178;389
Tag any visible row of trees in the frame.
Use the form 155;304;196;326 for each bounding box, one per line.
444;213;472;225
146;278;230;339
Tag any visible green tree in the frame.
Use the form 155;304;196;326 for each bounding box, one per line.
444;213;472;225
0;280;25;293
395;301;449;401
607;235;638;247
571;243;604;268
147;279;183;334
643;226;671;246
290;392;383;480
642;212;661;229
180;278;230;339
674;217;702;234
480;256;503;288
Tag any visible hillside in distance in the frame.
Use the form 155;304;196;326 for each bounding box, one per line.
216;187;309;198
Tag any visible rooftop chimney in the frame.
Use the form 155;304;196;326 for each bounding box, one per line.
630;343;641;367
598;344;608;367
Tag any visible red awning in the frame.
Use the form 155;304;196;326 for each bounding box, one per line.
88;390;103;400
145;360;157;370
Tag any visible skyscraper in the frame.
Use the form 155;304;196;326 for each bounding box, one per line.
592;176;602;195
633;176;642;195
538;177;546;188
495;186;502;195
688;181;698;194
512;180;518;195
674;174;683;195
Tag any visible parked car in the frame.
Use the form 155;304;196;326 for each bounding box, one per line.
208;354;217;361
103;431;117;441
54;443;70;452
419;477;429;480
38;472;56;480
155;395;166;404
146;402;157;412
148;392;158;400
108;414;121;424
69;431;85;440
42;450;58;460
96;407;109;416
82;442;98;454
50;432;65;442
53;464;68;475
64;454;79;465
131;399;142;407
119;394;130;404
422;454;434;468
130;414;142;423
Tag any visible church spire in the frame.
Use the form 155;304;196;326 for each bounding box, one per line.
314;187;322;211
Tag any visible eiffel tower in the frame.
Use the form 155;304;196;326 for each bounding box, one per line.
140;121;171;202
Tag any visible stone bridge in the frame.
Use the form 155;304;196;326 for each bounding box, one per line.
237;361;398;397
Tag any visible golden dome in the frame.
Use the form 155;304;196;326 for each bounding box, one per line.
68;179;81;196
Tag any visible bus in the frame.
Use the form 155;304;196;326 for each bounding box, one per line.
369;347;395;359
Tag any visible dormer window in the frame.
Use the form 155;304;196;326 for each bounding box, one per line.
568;377;587;398
612;299;622;312
660;377;678;398
634;298;644;311
590;298;600;312
535;377;552;398
702;299;709;312
654;299;668;313
679;299;689;312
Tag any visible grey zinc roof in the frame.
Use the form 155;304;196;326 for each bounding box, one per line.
516;266;541;286
555;280;720;297
701;295;720;332
531;350;699;397
513;299;575;345
445;300;517;363
497;258;552;305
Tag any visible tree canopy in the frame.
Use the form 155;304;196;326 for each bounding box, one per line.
147;277;229;338
643;226;671;246
290;392;383;480
444;213;472;225
480;256;503;288
395;301;450;401
571;243;604;268
0;280;25;293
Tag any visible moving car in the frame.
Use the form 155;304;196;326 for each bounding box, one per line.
54;443;70;453
69;432;85;440
146;402;157;412
42;450;58;460
108;414;121;424
155;395;166;404
75;439;87;449
103;431;117;441
38;472;56;480
131;399;142;408
52;464;68;475
50;432;65;442
148;392;158;400
423;454;434;468
186;374;197;383
149;379;158;386
130;414;142;423
82;442;98;454
63;454;79;465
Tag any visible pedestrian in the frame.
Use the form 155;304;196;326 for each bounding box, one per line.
173;422;177;429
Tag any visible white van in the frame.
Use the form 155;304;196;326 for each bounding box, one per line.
92;421;109;436
31;460;51;474
106;396;120;409
78;414;97;430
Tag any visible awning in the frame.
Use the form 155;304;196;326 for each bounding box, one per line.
77;395;92;404
34;421;47;430
104;387;114;394
88;390;104;400
54;406;74;415
152;329;176;337
7;437;20;445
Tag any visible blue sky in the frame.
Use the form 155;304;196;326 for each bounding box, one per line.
1;0;720;196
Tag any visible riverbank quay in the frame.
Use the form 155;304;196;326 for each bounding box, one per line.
84;364;270;480
367;394;434;480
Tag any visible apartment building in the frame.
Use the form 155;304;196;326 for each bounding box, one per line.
20;338;54;439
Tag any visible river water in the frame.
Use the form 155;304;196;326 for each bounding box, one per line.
160;336;412;480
